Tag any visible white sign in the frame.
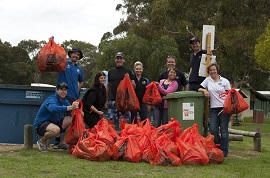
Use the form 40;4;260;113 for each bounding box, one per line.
182;102;195;120
26;91;45;99
199;54;217;77
202;25;215;50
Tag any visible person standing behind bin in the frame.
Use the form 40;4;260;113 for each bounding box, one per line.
34;82;79;152
49;36;85;148
198;63;231;157
159;56;188;91
105;52;136;125
188;37;207;91
82;71;106;128
130;61;150;123
154;68;178;127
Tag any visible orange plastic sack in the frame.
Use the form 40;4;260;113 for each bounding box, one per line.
116;74;140;111
72;131;113;161
66;100;85;145
222;88;249;114
142;81;162;105
123;135;142;163
37;39;66;73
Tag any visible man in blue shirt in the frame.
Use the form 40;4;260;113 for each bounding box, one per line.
34;82;79;152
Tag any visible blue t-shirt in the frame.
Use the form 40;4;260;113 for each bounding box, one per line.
57;60;84;100
33;93;71;129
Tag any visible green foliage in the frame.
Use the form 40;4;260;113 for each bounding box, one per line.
254;20;270;70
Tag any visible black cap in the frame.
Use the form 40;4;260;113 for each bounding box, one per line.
56;82;68;89
190;37;201;44
68;47;84;60
115;52;124;58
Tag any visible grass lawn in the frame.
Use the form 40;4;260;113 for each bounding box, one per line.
0;117;269;178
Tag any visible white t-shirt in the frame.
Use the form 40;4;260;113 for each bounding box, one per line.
200;76;231;108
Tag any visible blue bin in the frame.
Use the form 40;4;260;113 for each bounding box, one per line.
0;84;55;144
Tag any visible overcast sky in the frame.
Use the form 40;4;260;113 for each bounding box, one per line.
0;0;123;46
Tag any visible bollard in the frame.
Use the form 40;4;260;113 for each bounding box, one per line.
253;127;261;152
24;124;33;149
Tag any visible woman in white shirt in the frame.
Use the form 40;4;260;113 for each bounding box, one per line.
198;63;231;157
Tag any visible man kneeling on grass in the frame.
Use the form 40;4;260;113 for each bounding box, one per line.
33;82;79;152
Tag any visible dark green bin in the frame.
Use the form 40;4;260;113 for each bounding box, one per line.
163;91;205;135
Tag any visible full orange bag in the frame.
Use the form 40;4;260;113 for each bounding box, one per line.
66;100;85;145
221;88;249;114
116;74;140;111
37;39;66;73
142;81;162;105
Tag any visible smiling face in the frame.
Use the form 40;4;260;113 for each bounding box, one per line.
168;68;177;80
99;75;106;86
70;51;80;63
191;41;201;53
115;56;125;67
208;65;218;78
167;57;176;69
56;88;67;99
134;64;143;76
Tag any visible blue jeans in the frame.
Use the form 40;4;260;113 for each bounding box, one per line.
154;107;168;128
131;103;147;123
209;107;231;156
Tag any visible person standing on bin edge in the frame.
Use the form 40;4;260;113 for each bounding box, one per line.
34;82;79;152
198;63;231;157
82;71;106;128
188;37;207;91
105;52;136;125
131;61;150;123
159;56;188;91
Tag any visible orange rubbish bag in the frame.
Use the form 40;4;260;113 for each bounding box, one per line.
37;39;66;73
142;81;162;105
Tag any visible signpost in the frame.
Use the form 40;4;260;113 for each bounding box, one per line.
201;25;215;136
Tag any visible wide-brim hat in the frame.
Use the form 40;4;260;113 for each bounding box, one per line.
190;37;201;44
68;47;84;60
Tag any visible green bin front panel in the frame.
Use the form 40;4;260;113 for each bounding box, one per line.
165;91;205;134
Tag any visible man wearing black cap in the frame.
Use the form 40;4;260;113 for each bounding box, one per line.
188;37;207;91
34;82;79;152
106;52;136;128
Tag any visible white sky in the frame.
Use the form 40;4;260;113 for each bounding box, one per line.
0;0;123;46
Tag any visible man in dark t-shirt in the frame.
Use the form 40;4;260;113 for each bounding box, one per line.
106;52;136;126
188;37;206;91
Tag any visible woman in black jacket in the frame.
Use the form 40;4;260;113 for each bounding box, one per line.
82;71;106;128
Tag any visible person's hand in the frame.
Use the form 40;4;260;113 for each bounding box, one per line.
71;101;79;110
203;90;210;97
104;101;108;109
48;36;54;41
81;111;84;117
97;111;104;116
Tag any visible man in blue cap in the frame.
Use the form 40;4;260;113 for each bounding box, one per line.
34;82;79;152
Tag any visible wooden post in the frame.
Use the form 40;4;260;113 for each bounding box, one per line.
253;127;261;152
203;33;212;136
24;124;33;149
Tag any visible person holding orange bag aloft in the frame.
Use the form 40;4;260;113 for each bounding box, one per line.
198;63;231;157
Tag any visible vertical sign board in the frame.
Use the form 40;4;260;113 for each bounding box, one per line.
202;25;215;51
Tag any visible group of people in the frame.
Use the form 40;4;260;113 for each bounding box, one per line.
34;36;231;158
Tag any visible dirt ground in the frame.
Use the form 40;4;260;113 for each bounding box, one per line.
0;144;26;152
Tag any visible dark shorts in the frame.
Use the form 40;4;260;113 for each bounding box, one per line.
36;120;65;137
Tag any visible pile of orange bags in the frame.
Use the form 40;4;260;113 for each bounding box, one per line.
69;117;224;165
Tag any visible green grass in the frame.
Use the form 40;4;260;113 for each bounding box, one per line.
1;118;270;178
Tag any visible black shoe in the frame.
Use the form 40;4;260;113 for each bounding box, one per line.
52;141;60;149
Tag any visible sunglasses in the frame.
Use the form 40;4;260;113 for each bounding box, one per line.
116;56;123;59
57;82;68;89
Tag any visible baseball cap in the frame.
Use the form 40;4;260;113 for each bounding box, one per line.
190;37;201;44
115;52;124;58
56;82;68;89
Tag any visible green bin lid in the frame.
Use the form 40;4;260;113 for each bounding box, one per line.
163;91;204;99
